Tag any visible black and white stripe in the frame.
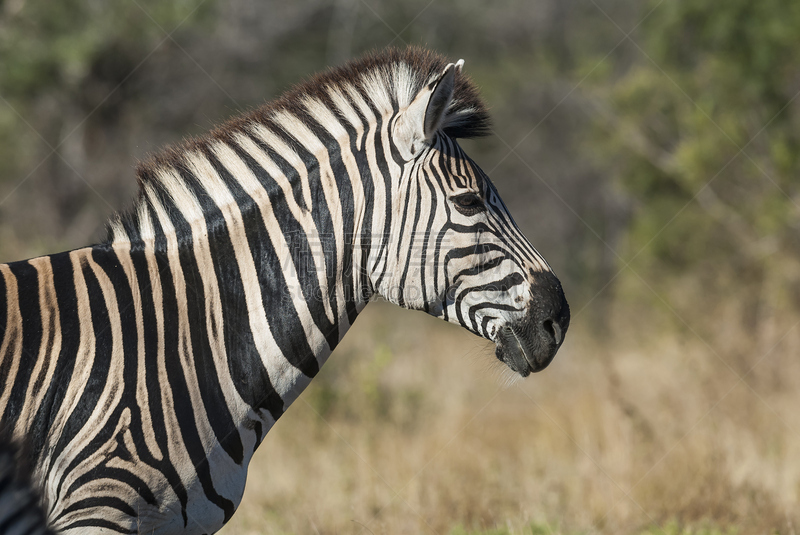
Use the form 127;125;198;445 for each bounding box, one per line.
0;47;569;534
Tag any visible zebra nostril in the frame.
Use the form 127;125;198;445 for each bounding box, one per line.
542;318;562;345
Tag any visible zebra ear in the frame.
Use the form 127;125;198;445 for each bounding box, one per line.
422;62;457;138
394;61;459;159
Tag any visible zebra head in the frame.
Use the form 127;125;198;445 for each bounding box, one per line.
376;58;570;376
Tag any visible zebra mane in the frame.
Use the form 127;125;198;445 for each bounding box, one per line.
107;47;489;242
158;47;487;155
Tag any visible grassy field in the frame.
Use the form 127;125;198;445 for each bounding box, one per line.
221;300;799;534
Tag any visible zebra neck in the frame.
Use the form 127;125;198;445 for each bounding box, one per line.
113;142;382;413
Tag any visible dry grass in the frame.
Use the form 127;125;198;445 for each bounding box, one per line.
221;299;800;534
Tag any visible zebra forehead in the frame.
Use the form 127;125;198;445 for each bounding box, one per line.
431;137;486;191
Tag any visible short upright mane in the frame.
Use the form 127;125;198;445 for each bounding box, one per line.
107;47;489;243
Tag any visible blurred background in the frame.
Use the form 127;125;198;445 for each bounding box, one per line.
1;0;799;533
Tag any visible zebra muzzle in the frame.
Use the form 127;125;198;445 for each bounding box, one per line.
494;275;570;376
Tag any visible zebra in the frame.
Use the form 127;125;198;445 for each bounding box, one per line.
0;47;569;533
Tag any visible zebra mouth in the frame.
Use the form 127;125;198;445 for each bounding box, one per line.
494;321;563;377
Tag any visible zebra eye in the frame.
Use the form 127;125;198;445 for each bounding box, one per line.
451;193;485;215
